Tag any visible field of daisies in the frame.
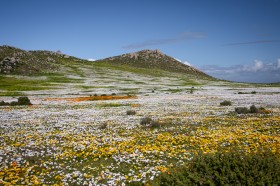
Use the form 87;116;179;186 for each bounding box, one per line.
1;86;280;185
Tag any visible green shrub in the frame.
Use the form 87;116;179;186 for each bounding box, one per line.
235;107;250;114
140;117;152;125
150;120;160;128
220;100;232;106
126;110;136;115
235;105;260;114
250;105;258;113
156;149;280;186
17;96;32;105
0;101;9;106
1;96;32;106
251;91;257;94
140;117;161;128
10;101;19;106
98;123;107;130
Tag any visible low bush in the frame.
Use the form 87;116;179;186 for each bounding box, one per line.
235;105;268;114
150;120;160;128
0;101;9;106
250;105;258;113
140;117;160;128
17;96;32;105
98;123;107;130
235;107;250;114
0;96;32;106
126;110;136;115
220;100;232;106
156;149;280;186
140;117;153;125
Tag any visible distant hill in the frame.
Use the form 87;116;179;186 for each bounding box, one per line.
97;49;211;78
0;45;83;75
0;46;212;80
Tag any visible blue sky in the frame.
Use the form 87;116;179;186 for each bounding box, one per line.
1;0;280;83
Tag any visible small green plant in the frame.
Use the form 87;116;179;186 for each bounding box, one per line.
250;104;258;113
98;123;107;130
251;91;257;94
235;107;250;114
126;110;136;115
220;100;232;106
140;117;160;128
140;117;153;125
150;120;160;128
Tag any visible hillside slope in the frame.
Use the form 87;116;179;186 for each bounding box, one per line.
0;45;83;75
98;49;211;78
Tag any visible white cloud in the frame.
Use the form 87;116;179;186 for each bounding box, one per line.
199;59;280;83
243;60;263;72
87;58;96;61
175;58;192;66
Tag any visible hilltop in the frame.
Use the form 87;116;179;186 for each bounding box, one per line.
98;49;210;78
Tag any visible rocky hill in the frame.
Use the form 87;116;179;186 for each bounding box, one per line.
98;49;211;78
0;46;212;80
0;45;82;75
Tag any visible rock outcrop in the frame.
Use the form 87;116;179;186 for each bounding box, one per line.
0;57;21;73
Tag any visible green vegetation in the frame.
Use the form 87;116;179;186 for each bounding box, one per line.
0;76;52;91
0;96;32;106
238;91;257;94
220;100;232;106
0;74;83;92
126;110;136;115
96;102;129;108
0;92;25;96
140;117;161;128
235;105;270;114
155;149;280;186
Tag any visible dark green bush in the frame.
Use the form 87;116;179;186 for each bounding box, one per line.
140;117;161;128
140;117;153;125
10;101;19;106
235;107;250;114
98;123;107;130
220;100;232;106
126;110;136;115
156;150;280;186
250;105;258;113
17;96;32;105
0;101;9;106
235;105;260;114
0;97;32;106
251;91;257;94
150;120;160;128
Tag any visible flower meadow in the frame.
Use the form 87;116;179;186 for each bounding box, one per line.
0;87;280;185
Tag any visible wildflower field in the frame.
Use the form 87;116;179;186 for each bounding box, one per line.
0;86;280;185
